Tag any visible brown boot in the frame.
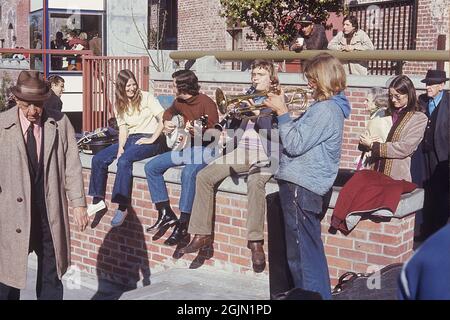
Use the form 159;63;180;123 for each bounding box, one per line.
248;241;266;273
179;234;213;254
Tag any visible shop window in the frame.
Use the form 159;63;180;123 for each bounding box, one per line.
29;10;44;72
148;0;177;50
48;12;103;72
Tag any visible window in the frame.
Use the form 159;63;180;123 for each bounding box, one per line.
48;11;104;72
29;10;44;72
148;0;177;50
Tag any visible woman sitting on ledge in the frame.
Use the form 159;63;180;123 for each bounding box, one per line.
87;69;166;227
359;75;428;182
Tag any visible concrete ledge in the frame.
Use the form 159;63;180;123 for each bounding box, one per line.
80;152;423;217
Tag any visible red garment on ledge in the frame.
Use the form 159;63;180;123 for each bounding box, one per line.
331;170;417;232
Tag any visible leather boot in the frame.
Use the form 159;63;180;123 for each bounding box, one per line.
164;221;190;246
248;241;266;273
179;234;213;254
146;206;178;233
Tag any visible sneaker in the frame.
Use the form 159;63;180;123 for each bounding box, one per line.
111;209;128;227
87;200;106;217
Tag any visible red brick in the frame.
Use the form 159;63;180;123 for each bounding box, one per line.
231;199;248;208
339;249;367;262
383;224;402;234
218;224;241;236
82;257;97;267
213;251;230;262
326;236;354;249
402;230;415;243
229;236;247;247
151;253;166;262
324;245;339;257
348;230;369;241
367;254;400;266
369;233;402;245
213;233;230;244
231;218;246;228
352;262;372;273
216;196;231;206
383;243;408;257
218;243;241;255
326;256;352;270
354;241;383;254
230;255;251;267
215;215;231;224
75;248;88;256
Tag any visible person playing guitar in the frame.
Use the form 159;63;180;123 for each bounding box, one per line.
144;70;219;246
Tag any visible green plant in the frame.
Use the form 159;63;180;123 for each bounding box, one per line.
220;0;345;50
0;73;13;112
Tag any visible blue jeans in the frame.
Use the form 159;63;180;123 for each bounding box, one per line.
144;146;215;214
278;180;332;300
89;134;163;205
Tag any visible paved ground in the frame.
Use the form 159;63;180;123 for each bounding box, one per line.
20;254;269;300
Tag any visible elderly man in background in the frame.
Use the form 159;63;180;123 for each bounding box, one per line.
0;71;89;300
416;70;449;241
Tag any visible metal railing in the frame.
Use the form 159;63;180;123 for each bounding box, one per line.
0;48;93;75
349;0;418;75
82;56;150;131
169;49;450;63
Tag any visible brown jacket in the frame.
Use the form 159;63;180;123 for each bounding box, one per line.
371;111;428;182
0;107;86;289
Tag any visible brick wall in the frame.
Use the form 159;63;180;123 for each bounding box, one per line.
71;168;416;287
178;0;227;50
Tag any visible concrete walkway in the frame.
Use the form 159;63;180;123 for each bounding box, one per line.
21;254;269;300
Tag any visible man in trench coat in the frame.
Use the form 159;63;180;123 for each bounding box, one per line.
0;71;89;300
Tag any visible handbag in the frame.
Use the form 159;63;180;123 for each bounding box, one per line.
332;263;403;300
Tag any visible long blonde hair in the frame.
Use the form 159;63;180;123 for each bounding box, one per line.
115;69;142;118
303;53;347;101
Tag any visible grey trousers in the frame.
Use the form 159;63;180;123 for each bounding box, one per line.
189;156;273;241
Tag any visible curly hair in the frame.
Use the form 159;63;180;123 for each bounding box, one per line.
172;70;200;96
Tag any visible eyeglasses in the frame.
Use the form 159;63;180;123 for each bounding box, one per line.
389;93;407;101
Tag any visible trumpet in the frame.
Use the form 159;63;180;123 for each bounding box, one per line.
215;87;313;117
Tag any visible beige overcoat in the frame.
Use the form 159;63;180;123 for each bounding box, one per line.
0;106;86;289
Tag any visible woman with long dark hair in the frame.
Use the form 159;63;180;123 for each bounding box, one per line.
359;75;428;181
87;69;165;227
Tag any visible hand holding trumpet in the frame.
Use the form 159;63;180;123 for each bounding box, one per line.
264;88;289;116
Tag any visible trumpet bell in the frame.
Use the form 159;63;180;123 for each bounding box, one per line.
215;88;228;114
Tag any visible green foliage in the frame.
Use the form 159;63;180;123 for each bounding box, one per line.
220;0;344;49
0;73;13;112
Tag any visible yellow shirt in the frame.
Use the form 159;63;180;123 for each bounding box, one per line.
115;91;164;135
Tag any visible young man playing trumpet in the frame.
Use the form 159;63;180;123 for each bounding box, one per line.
144;70;219;246
179;60;280;273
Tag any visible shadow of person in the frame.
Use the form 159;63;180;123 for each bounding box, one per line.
91;207;151;300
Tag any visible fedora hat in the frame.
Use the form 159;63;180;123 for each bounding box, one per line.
10;71;51;102
421;70;450;85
